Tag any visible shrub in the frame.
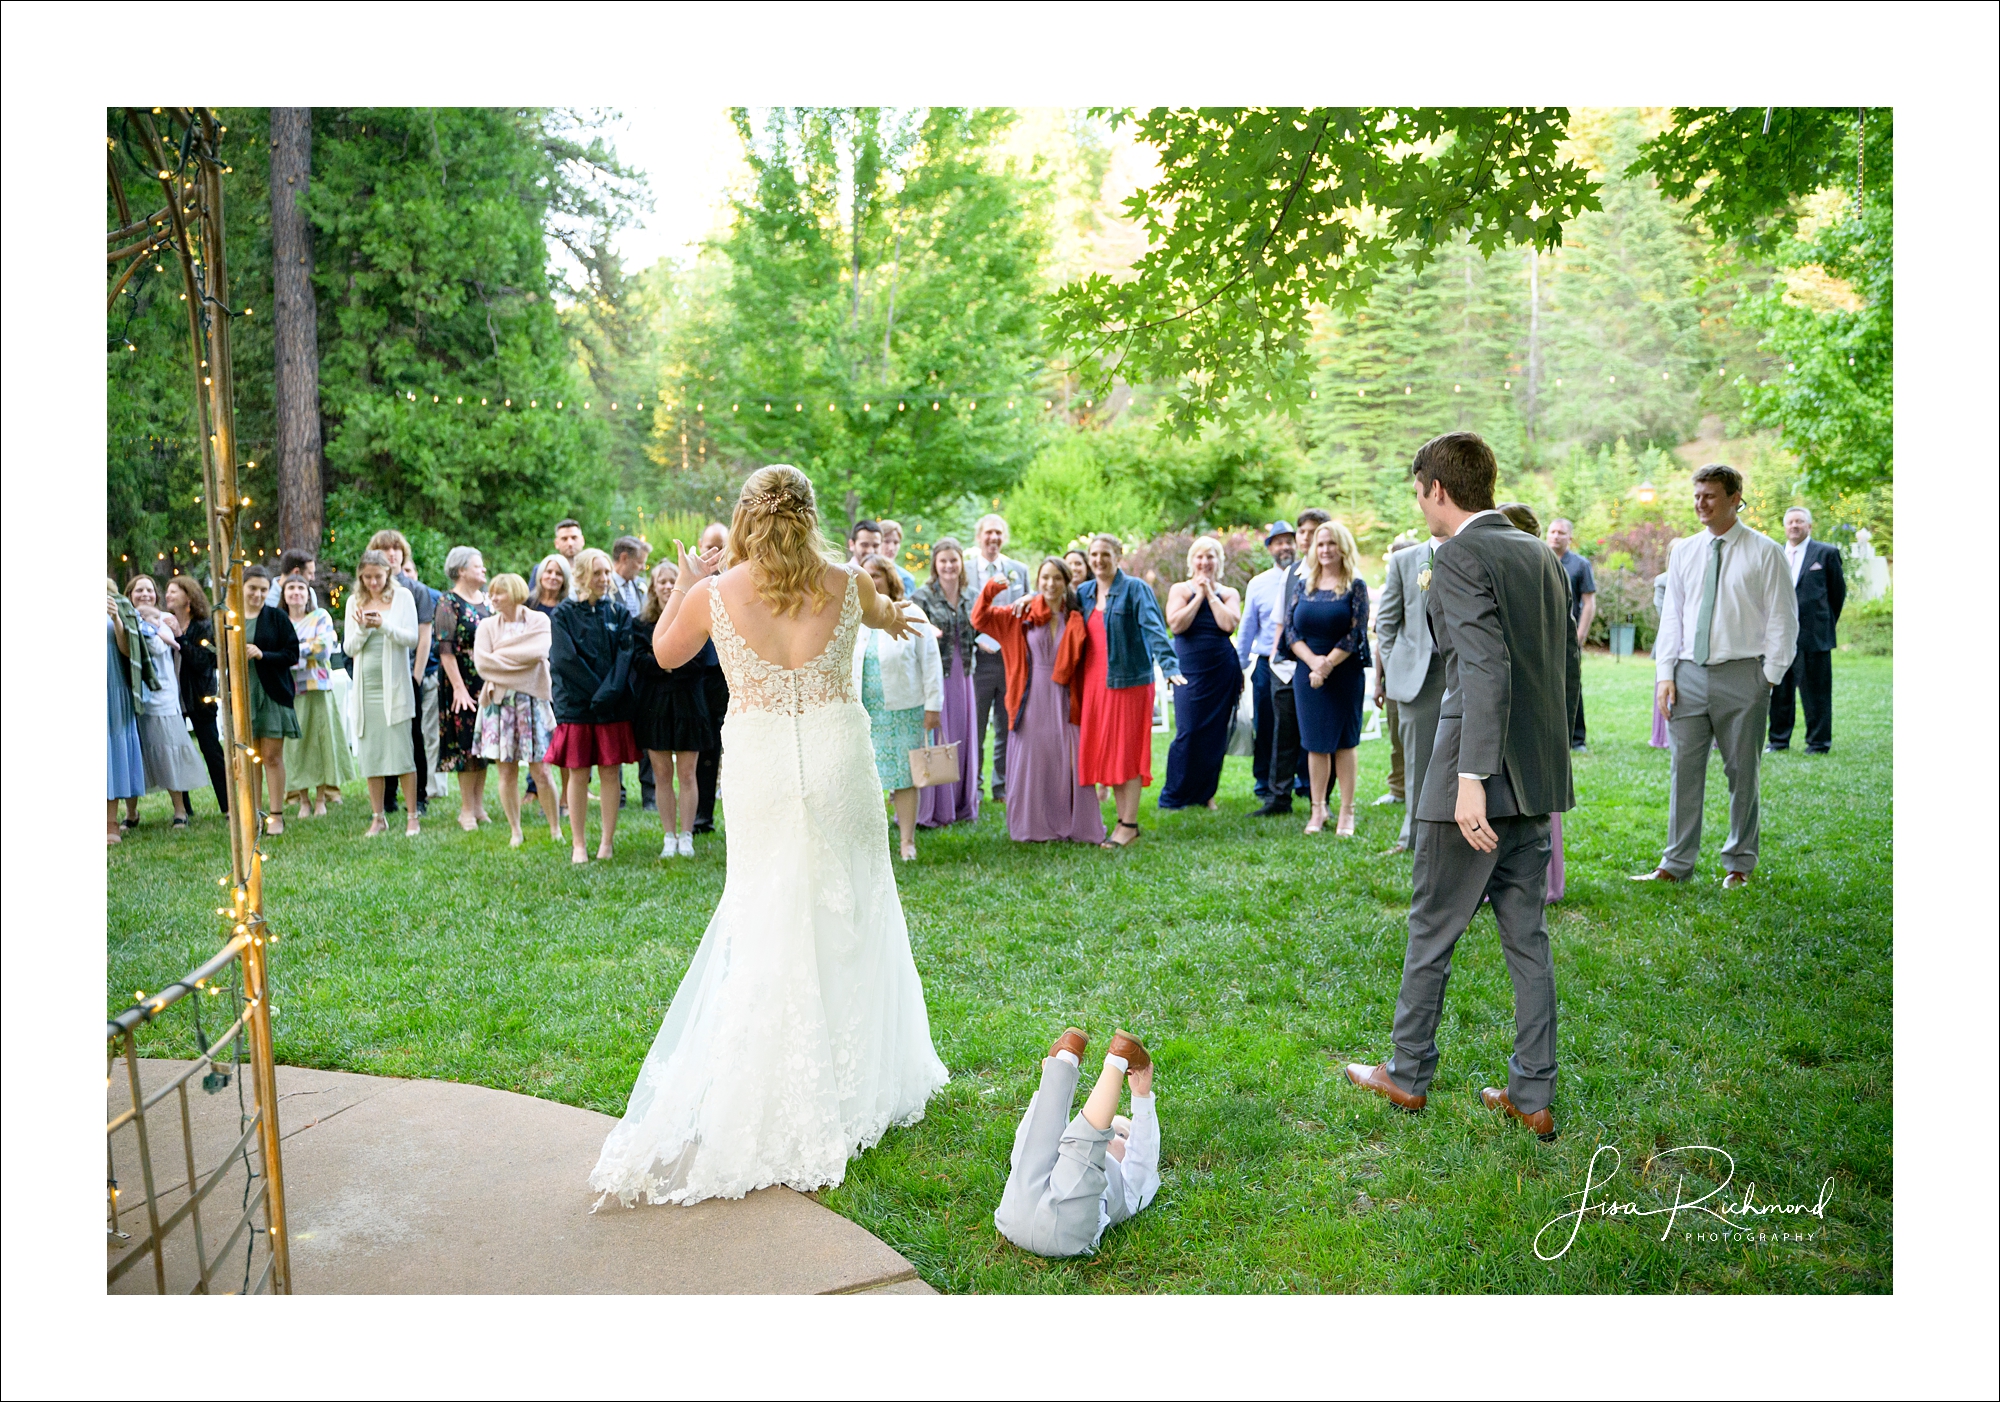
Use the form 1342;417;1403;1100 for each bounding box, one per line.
1001;431;1157;563
1843;588;1893;656
1122;528;1269;606
1588;520;1677;581
1590;565;1659;652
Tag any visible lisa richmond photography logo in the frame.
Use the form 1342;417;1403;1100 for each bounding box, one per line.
1534;1145;1835;1262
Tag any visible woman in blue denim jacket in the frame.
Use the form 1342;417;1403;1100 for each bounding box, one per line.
1075;534;1186;850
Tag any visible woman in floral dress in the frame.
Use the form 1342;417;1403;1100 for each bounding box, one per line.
471;572;560;847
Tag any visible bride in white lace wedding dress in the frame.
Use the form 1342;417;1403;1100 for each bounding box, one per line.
590;466;949;1207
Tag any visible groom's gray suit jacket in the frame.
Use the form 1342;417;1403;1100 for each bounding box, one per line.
1416;513;1575;822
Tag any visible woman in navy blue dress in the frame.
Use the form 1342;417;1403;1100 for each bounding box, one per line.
1158;535;1243;810
1282;521;1369;836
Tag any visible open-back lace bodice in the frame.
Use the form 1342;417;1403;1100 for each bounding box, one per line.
707;568;861;717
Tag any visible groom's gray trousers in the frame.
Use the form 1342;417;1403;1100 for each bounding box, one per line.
1385;815;1558;1115
992;1056;1129;1258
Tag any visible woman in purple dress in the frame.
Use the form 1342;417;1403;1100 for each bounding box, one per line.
971;558;1103;844
910;538;980;828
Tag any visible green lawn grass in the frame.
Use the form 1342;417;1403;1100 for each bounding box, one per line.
108;652;1892;1293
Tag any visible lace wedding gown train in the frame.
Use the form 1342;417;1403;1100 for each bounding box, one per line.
590;570;949;1207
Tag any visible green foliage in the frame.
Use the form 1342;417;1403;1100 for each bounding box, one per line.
1050;108;1601;436
1306;242;1528;548
562;255;677;514
664;108;1049;529
106;107;271;580
1632;108;1891;494
1538;112;1710;452
1000;416;1305;563
1842;588;1892;656
107;107;644;582
304;108;626;575
1001;430;1157;560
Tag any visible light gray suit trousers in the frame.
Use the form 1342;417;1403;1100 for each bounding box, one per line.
1664;656;1768;877
992;1057;1130;1258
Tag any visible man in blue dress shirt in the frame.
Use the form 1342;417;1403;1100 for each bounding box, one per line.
1237;520;1298;803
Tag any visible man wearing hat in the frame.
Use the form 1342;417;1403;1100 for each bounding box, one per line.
1248;509;1330;815
1236;519;1299;805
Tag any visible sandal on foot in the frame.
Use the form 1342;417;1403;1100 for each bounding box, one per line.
1099;820;1141;850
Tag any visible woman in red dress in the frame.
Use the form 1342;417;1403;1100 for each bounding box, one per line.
1074;534;1187;849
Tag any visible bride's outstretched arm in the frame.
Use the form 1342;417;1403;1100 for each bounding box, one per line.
855;566;926;641
654;539;723;670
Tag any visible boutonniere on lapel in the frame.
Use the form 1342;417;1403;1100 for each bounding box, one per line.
1418;566;1433;592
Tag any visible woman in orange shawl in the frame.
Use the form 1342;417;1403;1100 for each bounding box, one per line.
971;558;1104;844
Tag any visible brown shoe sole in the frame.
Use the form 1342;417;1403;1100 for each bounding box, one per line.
1049;1027;1088;1061
1107;1030;1150;1072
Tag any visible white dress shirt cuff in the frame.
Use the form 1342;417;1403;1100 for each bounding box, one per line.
1457;772;1487;783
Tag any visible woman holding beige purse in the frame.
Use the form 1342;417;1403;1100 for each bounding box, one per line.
856;555;942;861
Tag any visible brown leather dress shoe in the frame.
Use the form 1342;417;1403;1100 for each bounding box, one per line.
1344;1062;1425;1112
1721;871;1751;889
1049;1027;1088;1061
1107;1029;1150;1072
1630;867;1681;883
1481;1087;1557;1141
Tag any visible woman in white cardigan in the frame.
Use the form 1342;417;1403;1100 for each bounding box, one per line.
344;549;422;836
855;556;944;861
471;571;561;847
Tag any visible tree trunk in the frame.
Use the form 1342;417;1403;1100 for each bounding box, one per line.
271;108;324;557
1525;245;1540;466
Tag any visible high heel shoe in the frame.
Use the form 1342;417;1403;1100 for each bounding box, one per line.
1334;811;1356;838
1304;807;1329;835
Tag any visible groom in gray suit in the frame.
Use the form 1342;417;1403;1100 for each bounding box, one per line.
1374;524;1449;855
1346;432;1575;1140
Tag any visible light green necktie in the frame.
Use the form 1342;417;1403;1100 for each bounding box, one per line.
1691;535;1723;665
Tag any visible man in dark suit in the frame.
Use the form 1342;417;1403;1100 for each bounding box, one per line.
1767;507;1846;754
1252;508;1331;817
1345;433;1575;1140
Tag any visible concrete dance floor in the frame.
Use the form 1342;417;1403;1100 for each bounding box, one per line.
108;1060;932;1294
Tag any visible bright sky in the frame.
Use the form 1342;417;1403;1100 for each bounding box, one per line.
604;107;751;271
601;107;1160;278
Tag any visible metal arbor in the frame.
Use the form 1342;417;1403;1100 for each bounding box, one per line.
107;106;291;1294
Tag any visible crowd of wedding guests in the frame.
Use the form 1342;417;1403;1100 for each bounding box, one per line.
110;469;1840;889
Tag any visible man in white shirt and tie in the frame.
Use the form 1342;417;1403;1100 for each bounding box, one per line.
965;514;1031;802
1634;465;1798;889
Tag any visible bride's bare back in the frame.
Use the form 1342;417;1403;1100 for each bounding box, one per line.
654;553;914;672
713;563;854;668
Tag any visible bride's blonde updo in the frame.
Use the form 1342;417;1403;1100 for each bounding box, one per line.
727;464;841;617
